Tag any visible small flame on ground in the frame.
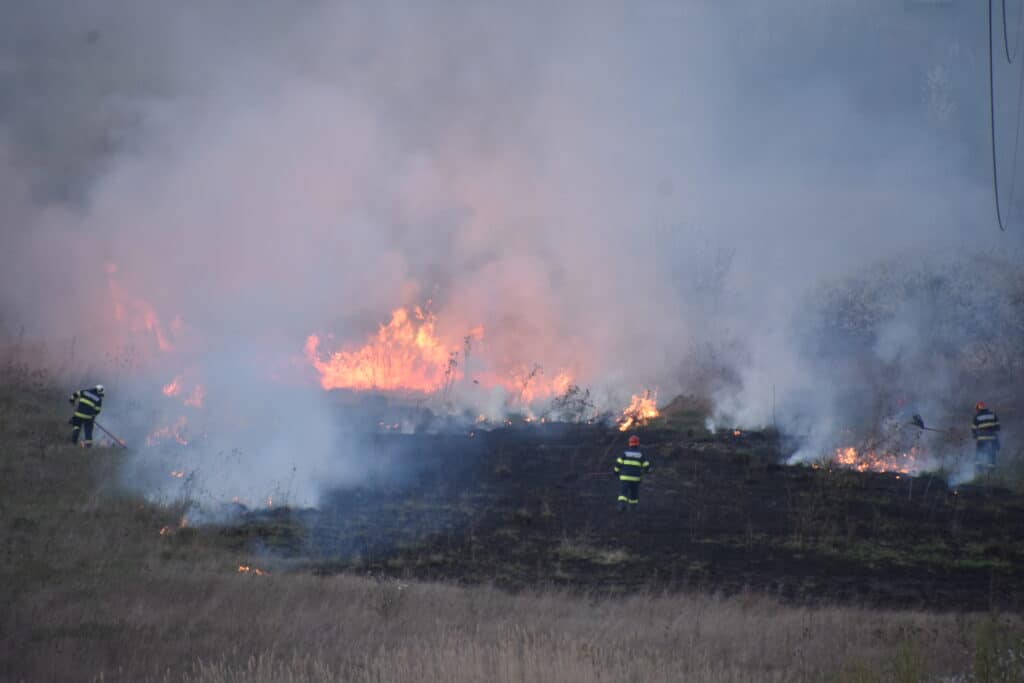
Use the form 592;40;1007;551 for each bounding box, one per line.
163;377;183;397
184;384;205;408
733;429;742;437
170;470;185;478
832;446;921;474
147;416;189;446
164;377;205;408
237;565;269;576
158;517;188;536
618;390;660;432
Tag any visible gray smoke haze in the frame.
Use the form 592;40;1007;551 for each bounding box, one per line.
2;1;1023;503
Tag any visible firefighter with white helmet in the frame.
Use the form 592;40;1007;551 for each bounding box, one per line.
69;384;104;447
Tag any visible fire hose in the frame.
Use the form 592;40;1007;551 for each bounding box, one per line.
93;421;129;449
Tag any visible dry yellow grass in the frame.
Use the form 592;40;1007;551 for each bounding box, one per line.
2;362;1023;682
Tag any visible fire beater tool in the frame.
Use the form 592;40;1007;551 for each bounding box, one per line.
93;421;128;449
909;414;951;435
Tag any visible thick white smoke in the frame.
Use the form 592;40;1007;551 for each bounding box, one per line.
1;1;1022;504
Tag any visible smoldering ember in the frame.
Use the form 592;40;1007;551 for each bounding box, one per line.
2;2;1024;682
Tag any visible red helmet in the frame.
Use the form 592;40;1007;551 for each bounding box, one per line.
628;435;640;447
975;401;987;411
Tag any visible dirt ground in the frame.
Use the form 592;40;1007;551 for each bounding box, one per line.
228;425;1024;610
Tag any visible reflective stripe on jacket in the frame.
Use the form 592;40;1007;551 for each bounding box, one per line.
70;390;103;420
614;449;651;482
972;410;1000;441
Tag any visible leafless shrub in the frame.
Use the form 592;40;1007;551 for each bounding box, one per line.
549;384;596;423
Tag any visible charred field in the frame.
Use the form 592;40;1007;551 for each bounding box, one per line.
230;424;1024;610
6;367;1024;682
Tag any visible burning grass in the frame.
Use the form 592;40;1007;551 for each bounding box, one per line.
2;360;1024;682
617;389;660;431
305;305;575;410
305;306;455;393
832;445;922;474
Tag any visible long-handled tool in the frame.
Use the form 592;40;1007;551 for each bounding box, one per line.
910;414;951;435
93;421;128;449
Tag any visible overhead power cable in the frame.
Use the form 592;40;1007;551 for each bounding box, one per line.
1005;30;1024;223
989;0;1015;230
1002;0;1022;63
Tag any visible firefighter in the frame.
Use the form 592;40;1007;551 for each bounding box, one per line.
69;385;104;447
972;401;1000;474
614;434;651;511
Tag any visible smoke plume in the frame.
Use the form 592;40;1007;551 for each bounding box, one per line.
2;1;1022;504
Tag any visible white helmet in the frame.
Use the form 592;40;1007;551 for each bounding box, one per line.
94;384;105;396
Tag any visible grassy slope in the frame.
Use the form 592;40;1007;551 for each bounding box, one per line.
2;365;1023;682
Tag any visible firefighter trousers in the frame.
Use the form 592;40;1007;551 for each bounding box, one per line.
976;441;998;469
618;480;640;509
72;416;94;447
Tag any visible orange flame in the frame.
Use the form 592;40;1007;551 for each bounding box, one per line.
238;565;269;576
163;377;183;397
618;390;660;431
106;263;175;352
505;367;573;406
147;416;189;446
158;516;188;536
306;307;457;393
164;377;205;408
307;307;574;404
832;446;920;474
457;364;576;407
184;384;206;408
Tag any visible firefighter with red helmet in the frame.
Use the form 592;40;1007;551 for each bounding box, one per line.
972;401;1000;474
614;434;651;511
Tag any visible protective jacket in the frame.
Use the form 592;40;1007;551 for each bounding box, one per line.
972;409;1000;444
614;449;651;481
70;389;103;420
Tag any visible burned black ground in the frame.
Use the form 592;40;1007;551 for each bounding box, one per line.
230;425;1024;610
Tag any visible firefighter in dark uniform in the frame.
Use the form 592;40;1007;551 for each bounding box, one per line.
972;401;1000;473
614;435;651;511
69;385;104;447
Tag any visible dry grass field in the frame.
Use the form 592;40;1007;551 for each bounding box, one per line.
2;362;1023;682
